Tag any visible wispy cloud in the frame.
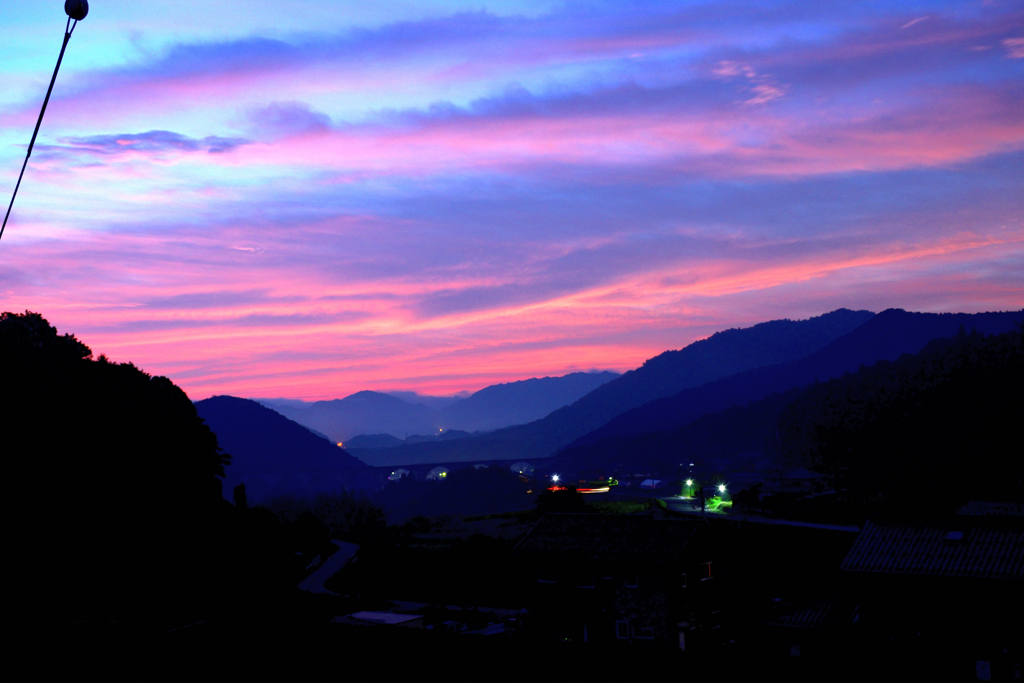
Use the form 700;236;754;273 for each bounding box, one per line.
1;1;1022;399
1004;37;1024;58
59;130;249;155
901;16;930;29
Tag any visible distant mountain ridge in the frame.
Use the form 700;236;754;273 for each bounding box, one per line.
564;308;1024;451
264;370;621;442
355;308;876;465
553;323;1024;513
440;371;620;432
272;390;439;443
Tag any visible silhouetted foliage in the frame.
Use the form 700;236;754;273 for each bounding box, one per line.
2;311;327;630
322;528;523;608
233;483;248;509
262;492;387;542
2;312;234;625
372;465;532;523
777;325;1024;511
0;310;92;360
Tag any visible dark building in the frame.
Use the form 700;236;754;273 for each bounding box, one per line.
838;513;1023;679
512;514;717;650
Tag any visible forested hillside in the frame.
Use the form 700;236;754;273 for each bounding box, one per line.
554;322;1024;516
569;308;1024;449
195;395;367;503
1;312;338;630
778;324;1024;509
365;308;874;464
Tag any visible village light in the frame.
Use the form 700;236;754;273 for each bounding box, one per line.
552;474;560;483
686;479;693;486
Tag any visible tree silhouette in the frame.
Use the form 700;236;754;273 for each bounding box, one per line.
2;311;230;626
234;482;249;509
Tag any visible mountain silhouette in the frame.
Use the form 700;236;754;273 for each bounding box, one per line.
195;395;366;503
565;308;1024;451
437;371;620;432
553;322;1024;513
267;370;621;443
345;433;406;449
272;390;440;442
359;308;875;465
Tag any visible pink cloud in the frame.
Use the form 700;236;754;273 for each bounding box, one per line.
1004;37;1024;58
3;5;1021;401
5;207;1020;400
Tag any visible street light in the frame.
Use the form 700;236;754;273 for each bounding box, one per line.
1;2;89;242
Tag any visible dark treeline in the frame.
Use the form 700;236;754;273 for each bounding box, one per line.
778;324;1024;511
551;323;1023;519
1;312;335;631
264;464;533;528
260;491;387;543
373;465;531;522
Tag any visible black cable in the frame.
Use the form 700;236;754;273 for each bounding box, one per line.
0;18;78;243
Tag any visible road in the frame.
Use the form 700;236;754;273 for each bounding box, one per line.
298;540;359;595
662;496;860;532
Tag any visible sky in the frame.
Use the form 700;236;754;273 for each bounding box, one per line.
1;1;1022;400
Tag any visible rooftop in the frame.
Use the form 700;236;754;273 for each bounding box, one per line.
332;611;425;627
840;518;1023;580
956;501;1024;518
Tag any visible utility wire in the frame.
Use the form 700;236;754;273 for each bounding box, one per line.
0;17;78;243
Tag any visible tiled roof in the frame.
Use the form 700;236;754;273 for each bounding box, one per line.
768;601;833;629
956;501;1024;517
767;599;859;631
332;612;424;626
512;514;703;563
840;519;1023;580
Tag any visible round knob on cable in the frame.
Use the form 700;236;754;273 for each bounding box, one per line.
65;0;89;21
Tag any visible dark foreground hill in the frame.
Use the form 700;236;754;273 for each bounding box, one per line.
358;309;875;465
2;312;355;633
1;311;228;625
566;308;1024;452
194;395;368;504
